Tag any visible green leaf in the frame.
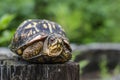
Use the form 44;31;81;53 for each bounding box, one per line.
0;14;15;30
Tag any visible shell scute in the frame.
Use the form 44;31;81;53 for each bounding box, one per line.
10;19;66;52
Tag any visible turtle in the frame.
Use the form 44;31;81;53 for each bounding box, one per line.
9;19;72;63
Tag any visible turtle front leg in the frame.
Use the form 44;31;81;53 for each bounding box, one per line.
22;41;43;60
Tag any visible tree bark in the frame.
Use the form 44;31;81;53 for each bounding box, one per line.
0;58;79;80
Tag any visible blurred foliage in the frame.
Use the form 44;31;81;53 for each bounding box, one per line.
0;14;15;46
99;55;110;78
99;55;120;79
113;64;120;75
0;14;15;30
71;51;80;60
79;60;89;74
71;51;89;74
0;0;120;46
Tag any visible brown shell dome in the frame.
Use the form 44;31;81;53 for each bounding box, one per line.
10;19;66;53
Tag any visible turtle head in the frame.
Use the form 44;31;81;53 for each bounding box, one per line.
43;34;63;56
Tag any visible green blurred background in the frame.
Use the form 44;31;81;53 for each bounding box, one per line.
0;0;120;79
0;0;120;46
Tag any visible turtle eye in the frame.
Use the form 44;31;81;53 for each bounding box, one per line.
50;38;54;41
51;39;54;42
50;36;55;41
48;37;54;44
50;38;55;42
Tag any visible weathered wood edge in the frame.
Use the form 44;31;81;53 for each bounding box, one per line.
0;58;80;80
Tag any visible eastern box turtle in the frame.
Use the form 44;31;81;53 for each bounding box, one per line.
9;19;72;63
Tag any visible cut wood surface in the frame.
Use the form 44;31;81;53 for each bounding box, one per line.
0;58;79;80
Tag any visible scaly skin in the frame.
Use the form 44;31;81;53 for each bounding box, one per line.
22;41;43;59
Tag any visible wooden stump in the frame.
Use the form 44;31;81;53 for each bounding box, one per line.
0;58;79;80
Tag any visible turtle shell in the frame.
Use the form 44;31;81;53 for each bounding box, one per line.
10;19;67;54
9;19;72;63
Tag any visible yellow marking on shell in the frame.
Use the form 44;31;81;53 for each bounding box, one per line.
43;19;48;22
52;24;56;29
58;25;62;28
33;22;39;32
33;31;36;34
21;33;27;39
14;33;19;41
17;21;28;30
17;49;22;55
27;30;33;37
21;21;28;26
58;25;65;32
27;19;32;21
24;24;32;29
23;20;28;23
43;24;47;28
48;23;53;33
